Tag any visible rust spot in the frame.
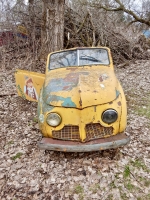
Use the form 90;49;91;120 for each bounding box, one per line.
66;67;77;71
118;101;121;106
93;90;98;93
63;148;67;152
78;90;82;93
79;97;82;107
99;74;108;82
63;86;70;90
99;76;103;82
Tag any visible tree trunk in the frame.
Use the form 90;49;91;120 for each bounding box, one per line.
41;0;65;58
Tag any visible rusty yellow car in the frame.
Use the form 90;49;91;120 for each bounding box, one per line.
15;47;130;152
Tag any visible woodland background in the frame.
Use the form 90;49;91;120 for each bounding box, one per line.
0;1;150;200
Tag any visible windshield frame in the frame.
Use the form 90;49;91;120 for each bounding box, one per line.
48;48;110;71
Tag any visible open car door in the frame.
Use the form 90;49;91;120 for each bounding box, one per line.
15;69;45;102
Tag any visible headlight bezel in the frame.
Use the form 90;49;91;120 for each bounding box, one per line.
101;109;118;124
46;112;62;127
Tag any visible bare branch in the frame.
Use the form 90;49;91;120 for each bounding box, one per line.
85;0;150;26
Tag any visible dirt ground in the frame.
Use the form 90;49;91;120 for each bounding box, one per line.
0;59;150;200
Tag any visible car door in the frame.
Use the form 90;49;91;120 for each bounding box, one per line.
15;69;45;102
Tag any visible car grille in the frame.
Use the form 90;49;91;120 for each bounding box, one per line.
52;126;80;141
52;123;113;142
85;123;113;141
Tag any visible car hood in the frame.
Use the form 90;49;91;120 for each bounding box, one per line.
43;66;120;109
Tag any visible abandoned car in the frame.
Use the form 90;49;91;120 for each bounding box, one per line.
15;47;130;152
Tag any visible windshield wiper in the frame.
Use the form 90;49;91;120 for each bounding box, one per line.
57;61;65;66
80;55;102;62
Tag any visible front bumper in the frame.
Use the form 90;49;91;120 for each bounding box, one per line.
38;133;130;152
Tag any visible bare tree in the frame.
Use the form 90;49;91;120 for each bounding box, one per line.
41;0;65;57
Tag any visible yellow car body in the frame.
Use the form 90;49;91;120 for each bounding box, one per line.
15;47;130;152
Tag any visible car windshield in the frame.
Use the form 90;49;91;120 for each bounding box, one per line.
49;48;109;70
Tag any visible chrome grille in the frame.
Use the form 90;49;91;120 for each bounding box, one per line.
52;126;80;141
85;123;113;141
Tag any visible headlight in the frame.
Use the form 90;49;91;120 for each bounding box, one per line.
102;109;118;124
46;113;61;127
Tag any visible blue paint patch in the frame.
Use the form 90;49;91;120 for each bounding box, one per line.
49;78;76;92
61;97;76;107
47;95;76;107
39;114;44;123
43;104;54;113
38;91;54;114
45;71;89;93
116;89;120;97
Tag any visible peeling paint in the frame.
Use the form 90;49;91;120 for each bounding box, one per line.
99;73;108;82
47;95;76;107
46;71;89;93
17;85;26;99
100;84;105;89
116;89;120;97
43;58;123;109
118;101;121;106
39;114;44;123
43;104;54;113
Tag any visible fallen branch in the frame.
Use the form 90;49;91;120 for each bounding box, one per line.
0;93;16;97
